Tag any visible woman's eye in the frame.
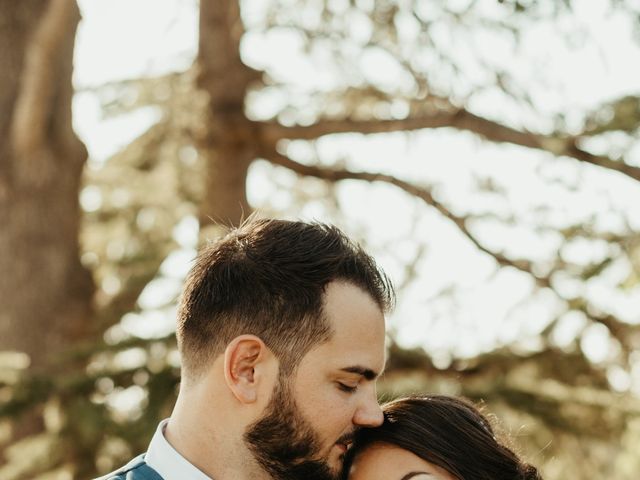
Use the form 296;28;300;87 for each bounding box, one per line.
337;382;358;393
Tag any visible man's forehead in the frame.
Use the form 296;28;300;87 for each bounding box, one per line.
321;331;387;370
323;284;386;335
301;331;386;376
309;281;387;375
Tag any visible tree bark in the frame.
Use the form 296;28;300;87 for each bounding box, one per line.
196;0;262;227
0;0;93;397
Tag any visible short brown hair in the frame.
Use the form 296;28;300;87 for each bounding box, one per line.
176;218;394;381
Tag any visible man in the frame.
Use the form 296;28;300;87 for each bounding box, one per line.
98;218;394;480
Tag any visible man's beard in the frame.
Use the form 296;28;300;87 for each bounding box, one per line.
244;377;347;480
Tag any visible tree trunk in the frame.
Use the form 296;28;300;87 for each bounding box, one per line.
197;0;261;227
0;0;93;438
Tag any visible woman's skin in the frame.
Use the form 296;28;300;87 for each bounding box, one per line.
347;443;457;480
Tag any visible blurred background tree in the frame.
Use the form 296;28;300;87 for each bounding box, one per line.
1;0;640;478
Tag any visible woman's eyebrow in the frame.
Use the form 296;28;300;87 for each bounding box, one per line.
399;472;435;480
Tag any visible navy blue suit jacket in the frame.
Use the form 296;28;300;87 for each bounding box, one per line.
95;454;163;480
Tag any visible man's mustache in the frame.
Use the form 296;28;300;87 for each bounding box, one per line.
336;431;356;447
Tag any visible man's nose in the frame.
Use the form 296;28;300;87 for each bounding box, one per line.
353;393;384;428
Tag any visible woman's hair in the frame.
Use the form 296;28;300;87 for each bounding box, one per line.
343;395;542;480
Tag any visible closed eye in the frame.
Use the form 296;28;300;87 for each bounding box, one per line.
337;382;358;393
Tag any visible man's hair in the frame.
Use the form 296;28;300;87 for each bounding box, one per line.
176;218;394;381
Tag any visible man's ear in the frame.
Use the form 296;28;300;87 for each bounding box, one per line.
223;335;271;404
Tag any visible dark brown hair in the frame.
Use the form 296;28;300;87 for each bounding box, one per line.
344;395;542;480
176;218;394;381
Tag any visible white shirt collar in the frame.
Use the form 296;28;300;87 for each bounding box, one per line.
146;419;213;480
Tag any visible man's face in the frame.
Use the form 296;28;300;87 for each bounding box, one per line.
244;281;387;480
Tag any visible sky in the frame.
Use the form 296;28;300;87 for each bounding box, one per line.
73;0;640;392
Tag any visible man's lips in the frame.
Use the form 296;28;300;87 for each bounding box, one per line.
335;431;355;456
335;439;353;453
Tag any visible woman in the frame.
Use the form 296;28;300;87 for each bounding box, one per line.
343;395;542;480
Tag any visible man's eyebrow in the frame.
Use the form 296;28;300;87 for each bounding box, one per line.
400;472;434;480
339;366;380;380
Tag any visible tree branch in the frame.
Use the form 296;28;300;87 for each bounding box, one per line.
259;107;640;183
263;150;640;350
264;149;541;276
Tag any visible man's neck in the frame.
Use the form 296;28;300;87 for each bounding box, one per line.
166;396;273;480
